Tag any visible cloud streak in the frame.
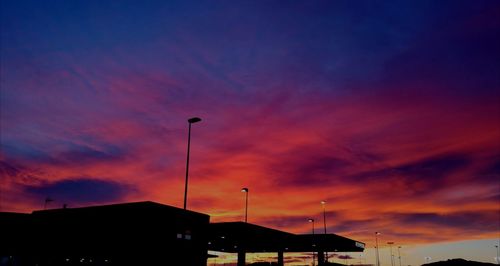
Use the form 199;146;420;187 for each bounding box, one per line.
23;178;133;206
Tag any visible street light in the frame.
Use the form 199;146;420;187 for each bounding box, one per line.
241;187;249;223
183;117;202;210
387;242;395;266
308;218;315;266
375;232;381;266
398;246;402;266
308;218;315;233
321;201;328;263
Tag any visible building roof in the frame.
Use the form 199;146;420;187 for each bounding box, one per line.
208;222;295;253
1;202;365;254
287;233;365;252
207;222;365;253
31;201;209;218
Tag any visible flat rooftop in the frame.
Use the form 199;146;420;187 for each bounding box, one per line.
1;202;365;255
208;221;365;253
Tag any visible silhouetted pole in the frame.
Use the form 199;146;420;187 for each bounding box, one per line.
183;117;201;210
496;245;499;265
375;232;381;266
308;218;316;266
388;242;395;266
278;251;284;266
321;200;328;263
241;187;249;222
43;197;53;210
318;252;325;266
398;246;402;266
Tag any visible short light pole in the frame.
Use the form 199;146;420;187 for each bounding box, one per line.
308;218;315;266
241;187;249;223
388;242;395;266
183;117;201;210
375;232;381;266
321;201;328;263
397;246;402;266
495;245;499;265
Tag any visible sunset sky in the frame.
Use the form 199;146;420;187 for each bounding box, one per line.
1;0;499;265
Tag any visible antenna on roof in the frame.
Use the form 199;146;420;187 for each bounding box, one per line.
44;197;54;210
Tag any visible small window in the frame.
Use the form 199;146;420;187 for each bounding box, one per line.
176;233;183;239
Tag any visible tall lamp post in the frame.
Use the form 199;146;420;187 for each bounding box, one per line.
387;242;395;266
398;246;402;266
183;117;202;210
321;201;328;263
241;187;249;223
375;232;381;266
308;218;315;266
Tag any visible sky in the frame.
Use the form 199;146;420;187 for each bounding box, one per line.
1;0;499;265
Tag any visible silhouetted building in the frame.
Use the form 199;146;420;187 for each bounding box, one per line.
207;222;364;266
1;201;364;266
0;212;31;257
1;202;209;266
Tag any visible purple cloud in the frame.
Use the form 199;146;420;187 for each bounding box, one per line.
23;178;133;206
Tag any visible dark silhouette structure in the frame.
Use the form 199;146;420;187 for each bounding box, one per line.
423;259;497;266
1;202;209;266
241;187;249;223
0;212;31;257
0;201;364;266
208;222;364;266
184;116;202;210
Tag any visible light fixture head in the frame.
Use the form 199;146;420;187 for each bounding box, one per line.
241;187;248;192
308;218;314;222
188;117;202;123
